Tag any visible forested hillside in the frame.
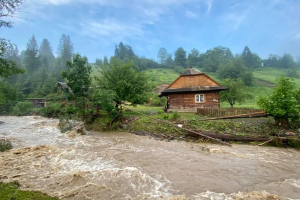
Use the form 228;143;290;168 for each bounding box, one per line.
1;37;300;113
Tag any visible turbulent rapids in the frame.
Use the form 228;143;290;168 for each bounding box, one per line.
0;116;300;200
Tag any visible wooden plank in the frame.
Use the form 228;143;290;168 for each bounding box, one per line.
197;107;264;118
198;112;267;121
122;105;232;146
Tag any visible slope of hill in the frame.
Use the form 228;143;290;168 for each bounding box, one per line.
90;65;299;109
253;67;300;86
143;67;299;109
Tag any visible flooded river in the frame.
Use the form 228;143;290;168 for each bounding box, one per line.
0;116;300;200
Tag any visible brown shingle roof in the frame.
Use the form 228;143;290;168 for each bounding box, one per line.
159;86;228;97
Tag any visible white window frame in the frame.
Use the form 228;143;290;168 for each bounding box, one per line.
195;94;205;103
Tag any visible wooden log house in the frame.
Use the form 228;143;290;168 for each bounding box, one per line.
159;67;228;112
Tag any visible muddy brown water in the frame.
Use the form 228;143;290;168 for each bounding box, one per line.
0;116;300;200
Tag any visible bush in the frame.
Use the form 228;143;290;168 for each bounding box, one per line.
0;139;12;152
157;111;180;120
64;104;76;114
0;82;24;115
162;113;169;120
217;58;254;86
39;102;62;118
170;111;180;119
85;117;112;132
12;102;33;116
157;110;164;114
152;95;166;106
92;89;118;118
58;115;73;133
258;76;300;126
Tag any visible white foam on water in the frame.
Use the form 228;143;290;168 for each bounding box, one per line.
283;179;300;189
192;190;288;200
193;191;233;200
93;166;173;198
1;116;300;200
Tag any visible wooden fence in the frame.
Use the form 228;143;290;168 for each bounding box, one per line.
197;107;263;117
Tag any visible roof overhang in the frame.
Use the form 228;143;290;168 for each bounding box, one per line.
158;86;228;97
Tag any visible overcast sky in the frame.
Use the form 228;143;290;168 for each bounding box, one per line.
2;0;300;62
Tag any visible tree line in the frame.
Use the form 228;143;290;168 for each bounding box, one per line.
1;0;299;116
0;34;75;113
1;0;300;126
95;43;300;88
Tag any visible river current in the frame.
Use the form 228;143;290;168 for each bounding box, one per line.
0;116;300;199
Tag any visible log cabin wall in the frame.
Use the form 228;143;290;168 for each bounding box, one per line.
168;92;220;110
168;75;219;89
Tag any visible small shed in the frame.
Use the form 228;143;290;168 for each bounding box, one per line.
159;67;228;112
56;82;73;93
26;98;46;108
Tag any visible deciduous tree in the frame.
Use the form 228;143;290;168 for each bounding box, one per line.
157;47;168;65
257;76;300;126
0;0;25;77
98;58;151;104
0;39;24;77
61;54;91;99
220;78;253;107
241;46;261;69
174;47;187;68
217;58;254;86
165;53;173;68
0;0;24;28
203;46;233;72
187;48;199;67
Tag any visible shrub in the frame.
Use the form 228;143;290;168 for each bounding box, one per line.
157;110;164;114
85;117;111;132
39;102;62;118
64;104;76;114
92;89;118;118
162;113;169;120
58;115;73;133
152;95;166;106
257;76;300;126
12;102;33;116
0;139;12;152
170;111;180;119
0;82;23;115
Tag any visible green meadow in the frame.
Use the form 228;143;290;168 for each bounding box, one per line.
90;65;300;109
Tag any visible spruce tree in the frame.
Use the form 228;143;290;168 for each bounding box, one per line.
23;35;40;73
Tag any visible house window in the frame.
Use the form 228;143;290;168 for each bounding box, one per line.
195;94;204;103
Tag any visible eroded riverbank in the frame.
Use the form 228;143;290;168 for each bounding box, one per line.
0;116;299;199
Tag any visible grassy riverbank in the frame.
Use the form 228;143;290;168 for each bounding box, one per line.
0;182;58;200
85;104;300;148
